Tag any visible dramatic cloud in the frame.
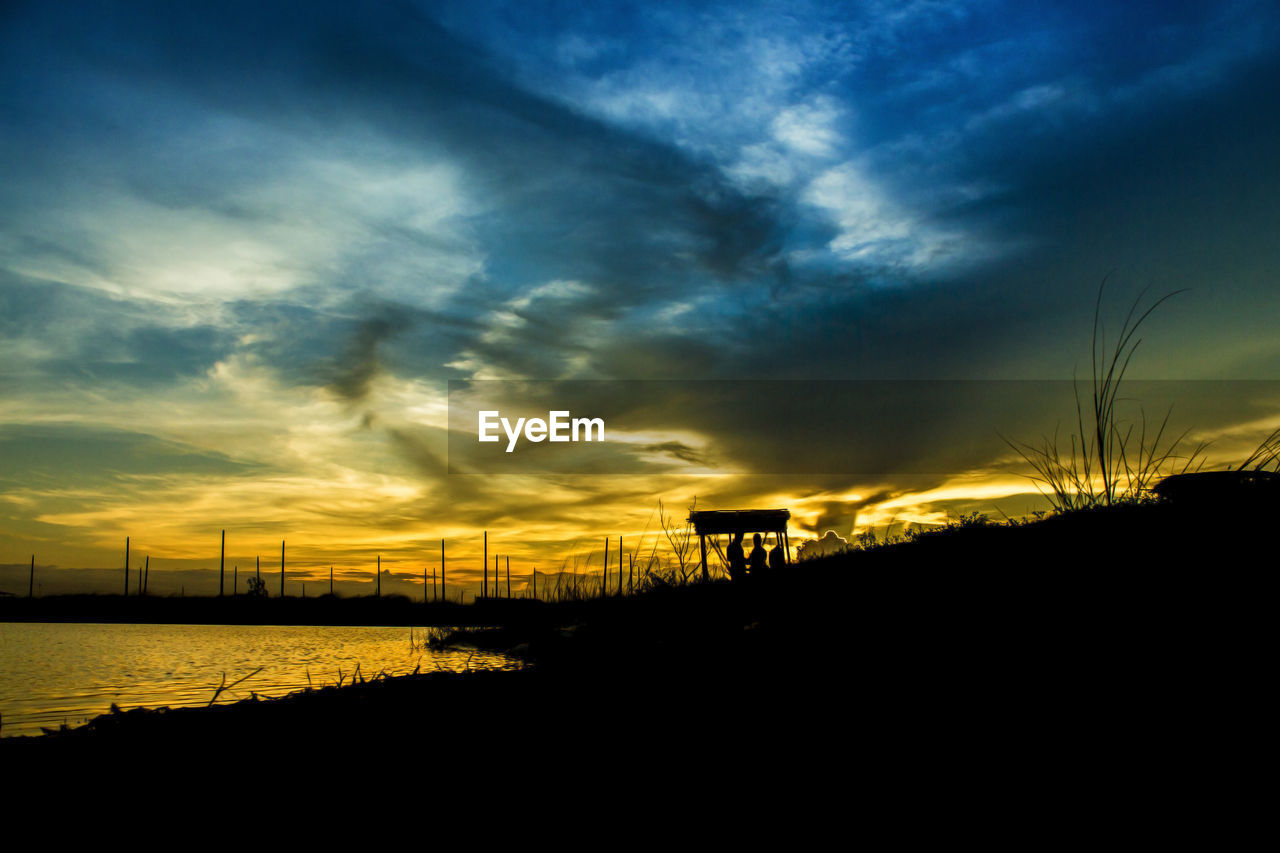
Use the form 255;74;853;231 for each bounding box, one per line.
2;1;1279;588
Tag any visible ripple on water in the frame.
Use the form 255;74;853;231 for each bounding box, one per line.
0;623;518;738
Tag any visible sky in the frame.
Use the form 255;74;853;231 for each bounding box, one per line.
2;0;1280;595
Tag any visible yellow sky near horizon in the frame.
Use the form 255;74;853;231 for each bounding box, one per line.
6;357;1280;594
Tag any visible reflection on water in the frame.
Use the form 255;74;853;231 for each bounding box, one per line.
0;622;517;738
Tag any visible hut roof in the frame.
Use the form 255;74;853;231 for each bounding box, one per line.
688;509;790;535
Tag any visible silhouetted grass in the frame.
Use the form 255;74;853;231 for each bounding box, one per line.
1004;279;1206;511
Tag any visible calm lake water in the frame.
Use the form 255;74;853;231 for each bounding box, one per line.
0;622;519;738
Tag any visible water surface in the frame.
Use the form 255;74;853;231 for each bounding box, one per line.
0;622;517;737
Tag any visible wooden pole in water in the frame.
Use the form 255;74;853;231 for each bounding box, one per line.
506;555;511;599
124;536;130;597
29;554;34;598
330;565;334;596
531;567;536;600
256;554;260;584
483;531;488;600
629;553;634;595
494;555;499;599
280;540;285;598
377;554;381;598
144;555;150;595
219;529;225;597
440;539;446;603
618;536;623;595
603;537;609;598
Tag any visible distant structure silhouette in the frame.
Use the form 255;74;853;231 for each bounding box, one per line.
1153;470;1280;510
689;509;791;581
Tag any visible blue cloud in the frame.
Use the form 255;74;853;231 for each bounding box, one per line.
1;0;1278;529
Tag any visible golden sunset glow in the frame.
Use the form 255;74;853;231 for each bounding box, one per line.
3;1;1280;603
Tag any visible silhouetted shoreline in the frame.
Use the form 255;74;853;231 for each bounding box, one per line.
3;500;1265;768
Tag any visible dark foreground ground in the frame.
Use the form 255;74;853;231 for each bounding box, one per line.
1;500;1268;808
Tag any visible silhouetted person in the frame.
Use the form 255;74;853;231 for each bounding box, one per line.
768;538;786;572
749;533;767;577
727;531;746;582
